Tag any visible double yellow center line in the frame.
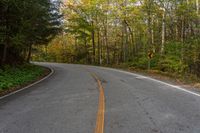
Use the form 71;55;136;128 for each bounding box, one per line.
91;73;105;133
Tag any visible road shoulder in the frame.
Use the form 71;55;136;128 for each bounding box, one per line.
95;65;200;95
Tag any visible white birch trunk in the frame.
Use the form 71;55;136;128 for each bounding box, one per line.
151;15;154;45
161;8;165;54
197;0;199;15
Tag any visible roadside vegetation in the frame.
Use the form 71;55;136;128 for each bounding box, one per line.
0;0;199;91
0;0;62;66
0;0;62;94
33;0;200;84
106;63;200;88
0;64;48;93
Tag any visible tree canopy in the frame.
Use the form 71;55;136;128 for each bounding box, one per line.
0;0;62;65
3;0;200;77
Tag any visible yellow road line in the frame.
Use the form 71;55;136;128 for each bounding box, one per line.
91;73;105;133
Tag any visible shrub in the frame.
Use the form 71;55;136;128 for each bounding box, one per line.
0;64;45;90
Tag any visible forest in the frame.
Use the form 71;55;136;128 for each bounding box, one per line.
1;0;200;78
0;0;62;66
33;0;200;78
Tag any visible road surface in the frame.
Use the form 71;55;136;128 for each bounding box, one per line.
0;63;200;133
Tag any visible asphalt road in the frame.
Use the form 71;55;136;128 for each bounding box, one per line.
0;63;200;133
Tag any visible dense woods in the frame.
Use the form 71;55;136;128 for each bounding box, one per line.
2;0;199;78
34;0;200;77
0;0;62;66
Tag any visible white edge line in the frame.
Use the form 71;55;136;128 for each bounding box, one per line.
96;66;200;97
0;66;54;100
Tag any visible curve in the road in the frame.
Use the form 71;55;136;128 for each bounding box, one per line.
1;63;200;133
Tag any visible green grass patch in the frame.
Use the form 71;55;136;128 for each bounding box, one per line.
0;64;46;91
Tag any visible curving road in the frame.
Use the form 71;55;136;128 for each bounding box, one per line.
0;63;200;133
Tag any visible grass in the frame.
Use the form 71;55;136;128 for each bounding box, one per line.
0;64;47;91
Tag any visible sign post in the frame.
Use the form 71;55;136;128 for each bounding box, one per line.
148;51;153;70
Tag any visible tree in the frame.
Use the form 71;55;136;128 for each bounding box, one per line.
33;0;200;77
0;0;62;66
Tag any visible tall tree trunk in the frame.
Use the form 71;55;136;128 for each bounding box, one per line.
147;0;153;70
100;34;103;65
197;0;199;15
147;0;152;49
27;44;32;63
122;0;128;62
120;30;123;62
133;30;137;57
97;29;101;65
175;0;179;41
181;16;185;62
175;20;179;40
105;1;110;64
124;21;135;57
91;21;96;64
74;38;78;62
84;37;88;64
123;20;128;62
151;15;154;45
113;42;117;64
161;9;166;55
1;6;9;65
105;27;110;64
2;42;8;65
